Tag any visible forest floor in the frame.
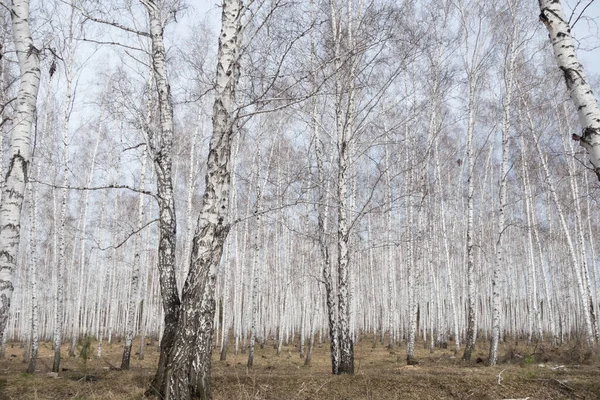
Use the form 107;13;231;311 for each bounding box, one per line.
0;336;599;399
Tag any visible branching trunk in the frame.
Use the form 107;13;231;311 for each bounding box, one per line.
158;1;243;399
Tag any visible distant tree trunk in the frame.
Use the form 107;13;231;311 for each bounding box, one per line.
248;141;264;368
52;2;77;370
522;96;596;346
304;288;320;366
122;149;148;370
539;0;600;180
489;8;518;365
0;0;41;346
563;127;599;343
25;181;38;374
518;116;544;343
70;133;100;357
462;67;477;362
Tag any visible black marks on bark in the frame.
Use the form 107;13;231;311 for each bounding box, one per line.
559;65;585;86
5;152;28;183
0;251;15;265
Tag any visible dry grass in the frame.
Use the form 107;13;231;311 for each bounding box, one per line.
0;336;599;399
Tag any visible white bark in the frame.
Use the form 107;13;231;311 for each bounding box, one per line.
0;0;41;341
122;149;148;369
489;8;518;365
539;0;600;179
523;96;596;345
163;1;243;398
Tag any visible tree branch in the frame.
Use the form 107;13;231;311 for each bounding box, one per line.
94;218;159;251
31;179;157;199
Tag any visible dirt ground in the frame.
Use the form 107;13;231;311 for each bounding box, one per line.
0;335;599;399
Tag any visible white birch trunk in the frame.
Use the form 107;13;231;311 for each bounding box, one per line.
522;97;596;345
140;0;181;395
0;0;41;342
539;0;600;179
121;149;148;369
162;1;243;398
489;13;518;365
52;5;76;368
25;180;37;373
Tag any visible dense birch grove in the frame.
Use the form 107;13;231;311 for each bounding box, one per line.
1;0;600;397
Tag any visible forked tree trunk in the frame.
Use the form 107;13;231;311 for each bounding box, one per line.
310;0;339;373
157;1;243;399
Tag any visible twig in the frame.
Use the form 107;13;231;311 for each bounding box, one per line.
497;368;506;386
94;219;159;251
314;378;331;395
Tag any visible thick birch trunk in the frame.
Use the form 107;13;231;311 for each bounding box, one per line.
539;0;600;179
0;0;41;343
160;1;243;399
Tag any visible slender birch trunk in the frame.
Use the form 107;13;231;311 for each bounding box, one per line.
140;0;181;394
522;95;596;345
25;180;37;373
518;120;543;342
122;149;148;369
248;138;264;368
489;10;518;365
52;3;77;369
564;130;599;342
458;2;491;359
462;70;477;361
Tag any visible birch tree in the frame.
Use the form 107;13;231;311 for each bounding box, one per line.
538;0;600;180
0;0;41;343
456;0;493;361
136;0;181;395
149;1;244;398
488;0;520;366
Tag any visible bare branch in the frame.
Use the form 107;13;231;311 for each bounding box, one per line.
75;4;151;37
31;179;157;199
94;218;159;251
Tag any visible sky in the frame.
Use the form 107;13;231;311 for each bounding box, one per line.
568;1;600;77
188;0;600;78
